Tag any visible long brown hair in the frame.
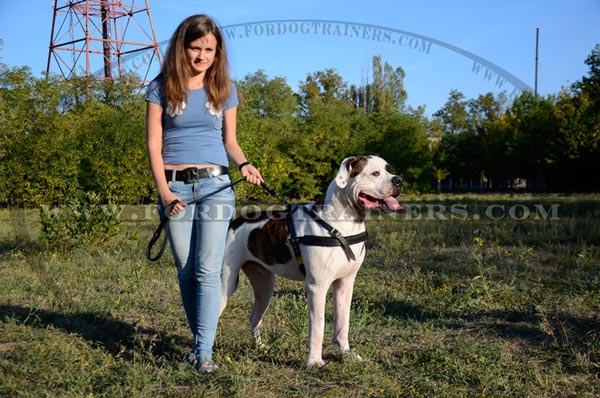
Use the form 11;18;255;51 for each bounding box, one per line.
161;15;232;113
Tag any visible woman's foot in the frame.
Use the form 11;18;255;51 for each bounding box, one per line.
197;357;219;374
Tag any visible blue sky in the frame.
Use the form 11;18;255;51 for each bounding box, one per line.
1;0;598;114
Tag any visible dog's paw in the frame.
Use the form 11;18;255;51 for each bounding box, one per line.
341;350;363;362
306;359;326;369
256;342;271;352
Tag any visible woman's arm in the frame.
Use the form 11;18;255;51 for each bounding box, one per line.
222;106;263;186
146;101;186;213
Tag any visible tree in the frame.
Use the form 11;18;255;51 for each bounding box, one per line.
236;71;301;199
294;69;368;196
504;92;559;189
558;43;600;190
469;92;506;188
573;43;600;112
350;56;407;114
370;55;407;114
0;67;83;206
433;90;483;188
75;78;153;203
372;110;433;192
298;68;348;112
433;90;469;135
548;83;600;190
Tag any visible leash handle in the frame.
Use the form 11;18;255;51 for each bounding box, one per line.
163;199;180;218
146;217;170;262
145;199;179;262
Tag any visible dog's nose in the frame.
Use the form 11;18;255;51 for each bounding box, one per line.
392;176;403;187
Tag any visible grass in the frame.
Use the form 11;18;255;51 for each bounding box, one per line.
1;193;599;397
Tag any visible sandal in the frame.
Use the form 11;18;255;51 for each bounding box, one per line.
197;356;219;374
186;351;197;365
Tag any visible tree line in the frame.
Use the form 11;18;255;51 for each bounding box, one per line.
1;46;599;207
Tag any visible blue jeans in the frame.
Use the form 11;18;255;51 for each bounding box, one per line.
159;174;235;361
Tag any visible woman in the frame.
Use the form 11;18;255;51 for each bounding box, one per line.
145;14;262;374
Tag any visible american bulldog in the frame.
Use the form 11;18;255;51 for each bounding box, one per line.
219;155;403;368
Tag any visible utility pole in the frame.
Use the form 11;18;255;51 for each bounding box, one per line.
534;27;539;101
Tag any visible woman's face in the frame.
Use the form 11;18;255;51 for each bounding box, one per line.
185;33;218;76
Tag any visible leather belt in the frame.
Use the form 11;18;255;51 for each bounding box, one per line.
165;165;229;184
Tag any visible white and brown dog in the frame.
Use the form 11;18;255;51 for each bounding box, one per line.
219;156;403;368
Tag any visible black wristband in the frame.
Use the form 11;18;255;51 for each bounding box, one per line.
238;161;251;171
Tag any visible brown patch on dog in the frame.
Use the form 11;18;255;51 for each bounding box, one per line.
247;217;292;265
347;156;370;178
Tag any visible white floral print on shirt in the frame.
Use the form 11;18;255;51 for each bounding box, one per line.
167;101;186;117
206;102;223;118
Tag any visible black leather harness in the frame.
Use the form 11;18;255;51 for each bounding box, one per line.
285;204;368;275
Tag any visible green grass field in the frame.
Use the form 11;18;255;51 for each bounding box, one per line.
1;194;599;397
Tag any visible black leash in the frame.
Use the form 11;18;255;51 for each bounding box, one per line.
146;177;364;263
146;177;247;262
146;178;280;262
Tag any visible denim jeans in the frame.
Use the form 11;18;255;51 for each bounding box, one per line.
159;174;235;361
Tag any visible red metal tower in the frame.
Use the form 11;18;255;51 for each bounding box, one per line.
46;0;162;84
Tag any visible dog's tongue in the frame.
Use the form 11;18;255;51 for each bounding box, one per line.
383;196;405;212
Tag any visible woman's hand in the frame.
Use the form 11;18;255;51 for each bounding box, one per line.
240;163;263;186
161;191;187;217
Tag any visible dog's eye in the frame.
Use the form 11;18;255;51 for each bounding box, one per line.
372;171;380;177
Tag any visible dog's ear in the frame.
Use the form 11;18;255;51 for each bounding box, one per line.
335;156;368;188
335;157;354;188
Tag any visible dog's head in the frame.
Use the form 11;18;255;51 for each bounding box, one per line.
335;155;404;214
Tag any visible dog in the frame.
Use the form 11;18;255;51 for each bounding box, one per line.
219;155;403;368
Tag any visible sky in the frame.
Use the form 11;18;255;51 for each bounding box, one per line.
1;0;599;114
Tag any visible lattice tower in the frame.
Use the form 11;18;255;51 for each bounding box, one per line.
46;0;162;84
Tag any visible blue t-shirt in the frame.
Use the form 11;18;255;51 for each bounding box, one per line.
145;78;238;166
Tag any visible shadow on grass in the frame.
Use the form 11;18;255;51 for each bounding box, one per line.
375;299;600;350
0;238;42;256
0;305;190;362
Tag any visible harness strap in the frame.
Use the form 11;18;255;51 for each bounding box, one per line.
286;205;368;272
297;231;368;248
286;204;306;275
302;205;362;261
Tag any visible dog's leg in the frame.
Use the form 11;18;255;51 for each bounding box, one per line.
242;262;275;350
219;257;241;316
332;275;362;361
305;278;329;368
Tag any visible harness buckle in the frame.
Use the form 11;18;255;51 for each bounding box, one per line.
330;228;343;239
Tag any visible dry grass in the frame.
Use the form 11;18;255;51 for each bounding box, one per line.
1;194;599;397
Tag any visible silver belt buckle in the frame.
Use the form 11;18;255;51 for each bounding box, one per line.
185;167;200;182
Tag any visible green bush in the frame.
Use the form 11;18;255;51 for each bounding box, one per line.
39;191;121;251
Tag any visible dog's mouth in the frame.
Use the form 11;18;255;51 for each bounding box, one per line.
358;192;405;212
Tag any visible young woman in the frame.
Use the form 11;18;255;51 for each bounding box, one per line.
145;14;262;374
